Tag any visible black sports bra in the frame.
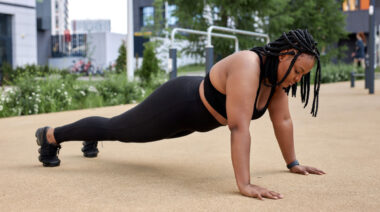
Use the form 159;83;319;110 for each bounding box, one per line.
203;49;276;120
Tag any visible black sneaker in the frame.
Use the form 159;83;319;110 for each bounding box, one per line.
81;141;99;158
35;126;61;167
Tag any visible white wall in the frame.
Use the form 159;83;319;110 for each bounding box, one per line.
48;56;84;70
106;32;125;67
0;0;35;7
87;32;125;69
0;0;37;67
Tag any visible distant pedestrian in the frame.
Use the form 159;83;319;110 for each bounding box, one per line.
352;32;366;69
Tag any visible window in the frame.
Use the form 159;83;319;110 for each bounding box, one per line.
342;0;369;11
167;5;178;26
0;14;12;68
140;6;154;27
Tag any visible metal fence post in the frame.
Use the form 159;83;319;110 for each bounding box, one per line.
169;48;177;79
368;0;376;94
205;46;214;74
350;72;355;88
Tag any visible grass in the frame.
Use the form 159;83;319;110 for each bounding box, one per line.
177;63;205;73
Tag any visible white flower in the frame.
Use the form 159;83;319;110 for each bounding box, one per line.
57;89;61;93
64;91;68;96
28;96;32;100
80;91;86;96
88;86;98;93
0;105;3;111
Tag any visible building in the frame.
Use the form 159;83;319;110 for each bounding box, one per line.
51;0;68;36
133;0;200;71
48;32;125;71
133;0;177;33
0;0;37;69
71;19;111;34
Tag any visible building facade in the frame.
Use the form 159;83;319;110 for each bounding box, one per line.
0;0;37;69
51;0;68;36
132;0;200;71
71;19;111;34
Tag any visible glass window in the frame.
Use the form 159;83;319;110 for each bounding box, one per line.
167;5;178;26
141;6;154;27
0;14;12;67
342;0;367;11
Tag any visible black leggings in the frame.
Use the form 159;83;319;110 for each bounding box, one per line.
54;76;222;143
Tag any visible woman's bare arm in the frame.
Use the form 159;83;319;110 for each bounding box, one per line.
268;88;296;164
224;51;282;199
268;88;326;175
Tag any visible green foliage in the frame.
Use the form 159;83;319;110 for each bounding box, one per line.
178;63;205;73
168;0;347;62
1;63;64;85
310;62;355;84
136;42;162;86
0;70;144;118
115;41;127;73
95;73;143;105
1;62;13;84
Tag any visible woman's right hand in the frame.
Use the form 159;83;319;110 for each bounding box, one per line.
239;184;283;200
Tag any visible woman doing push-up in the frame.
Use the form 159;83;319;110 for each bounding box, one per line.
35;29;326;200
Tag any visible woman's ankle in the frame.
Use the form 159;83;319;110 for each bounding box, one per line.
46;128;58;145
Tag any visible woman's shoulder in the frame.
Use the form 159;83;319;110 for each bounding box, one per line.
227;50;261;70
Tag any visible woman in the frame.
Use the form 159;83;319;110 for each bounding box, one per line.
36;29;326;200
352;32;366;69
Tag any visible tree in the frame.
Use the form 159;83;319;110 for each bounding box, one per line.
136;42;161;85
168;0;347;62
115;40;127;73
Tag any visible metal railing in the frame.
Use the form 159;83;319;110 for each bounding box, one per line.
169;27;239;79
205;26;270;73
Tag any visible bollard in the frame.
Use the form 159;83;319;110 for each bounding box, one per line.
205;46;214;74
169;48;177;79
350;72;355;87
365;57;369;89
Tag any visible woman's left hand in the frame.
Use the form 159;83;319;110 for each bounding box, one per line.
290;165;326;175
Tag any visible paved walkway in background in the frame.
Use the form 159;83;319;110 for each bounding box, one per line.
0;80;380;211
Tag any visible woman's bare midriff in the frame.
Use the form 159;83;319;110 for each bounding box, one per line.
199;80;228;126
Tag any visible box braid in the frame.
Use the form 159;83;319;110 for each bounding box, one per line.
251;29;321;117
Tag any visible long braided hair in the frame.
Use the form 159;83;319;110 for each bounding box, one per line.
251;29;321;117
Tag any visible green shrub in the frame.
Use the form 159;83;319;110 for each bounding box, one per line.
95;73;143;105
0;72;144;118
115;41;127;74
136;42;162;86
310;62;355;84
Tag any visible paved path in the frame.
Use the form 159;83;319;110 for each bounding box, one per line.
1;80;379;211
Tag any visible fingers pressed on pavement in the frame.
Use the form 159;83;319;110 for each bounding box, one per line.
270;191;282;198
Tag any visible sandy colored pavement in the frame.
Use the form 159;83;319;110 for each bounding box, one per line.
0;80;380;212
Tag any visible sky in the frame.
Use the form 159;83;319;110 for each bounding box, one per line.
68;0;127;34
